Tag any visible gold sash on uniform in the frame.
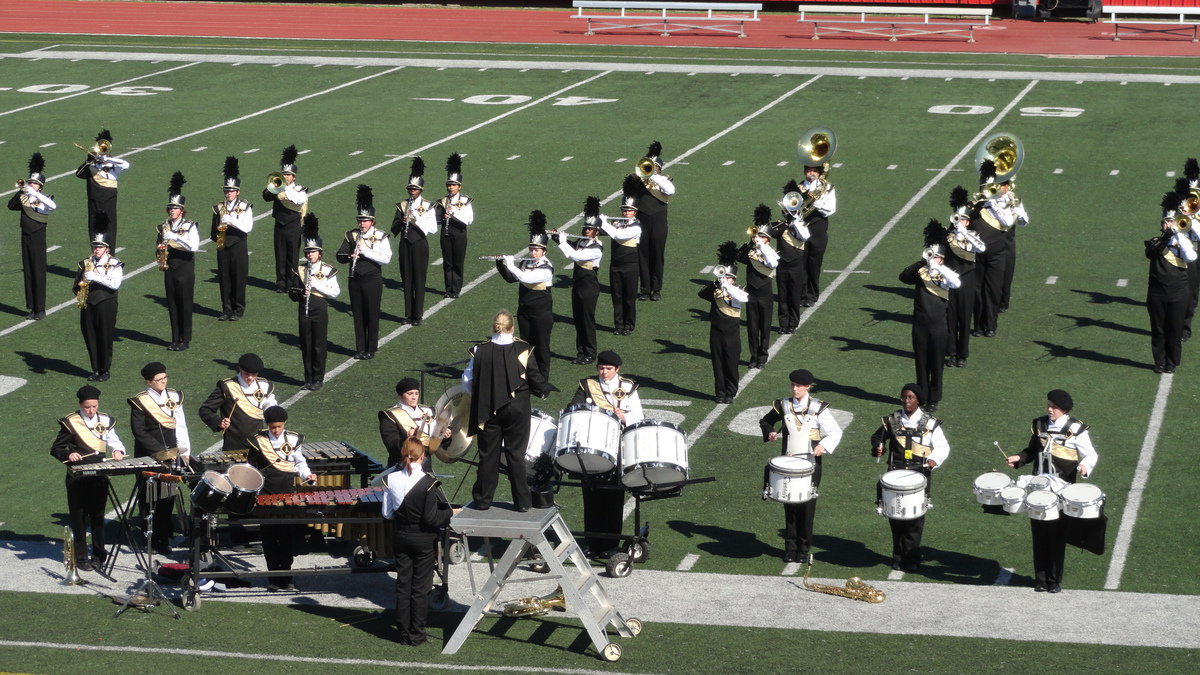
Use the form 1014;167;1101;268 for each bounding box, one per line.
1164;248;1188;269
61;413;110;456
20;199;49;224
750;254;776;279
130;390;179;429
254;432;301;473
385;406;432;443
948;236;976;262
222;378;268;421
716;290;740;318
781;229;804;250
91;171;117;189
919;268;949;300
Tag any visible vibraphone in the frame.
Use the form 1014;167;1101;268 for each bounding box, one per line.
68;455;165;477
195;440;384;488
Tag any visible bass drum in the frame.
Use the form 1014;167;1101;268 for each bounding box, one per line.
765;456;816;504
554;403;621;475
619;419;688;490
224;464;264;515
430;384;475;464
878;470;928;520
525;409;559;472
191;470;232;513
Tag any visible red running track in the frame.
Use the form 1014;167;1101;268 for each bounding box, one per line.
1;0;1197;58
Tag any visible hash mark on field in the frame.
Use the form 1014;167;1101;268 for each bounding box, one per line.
782;562;801;576
1166;171;1176;177
773;73;782;77
39;142;55;148
354;65;365;69
1164;82;1172;87
944;77;953;81
412;97;453;102
561;156;574;162
1117;279;1129;287
349;150;362;156
676;553;699;571
722;160;735;166
1120;81;1128;85
437;67;446;71
192;146;207;152
1053;168;1063;174
272;63;283;67
46;245;60;253
887;569;904;581
993;567;1015;585
887;165;898;170
988;78;996;82
1046;276;1057;284
615;158;627;163
688;72;697;76
506;155;520;161
244;148;259;154
1110;170;1119;176
700;265;714;274
833;162;843;169
519;68;529;72
728;73;737;77
298;149;311;155
901;76;909;81
432;258;443;266
777;161;788;167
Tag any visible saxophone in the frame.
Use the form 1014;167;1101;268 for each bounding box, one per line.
501;586;566;617
76;259;94;309
802;558;885;603
156;222;170;271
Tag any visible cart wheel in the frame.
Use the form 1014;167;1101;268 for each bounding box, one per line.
352;545;376;568
626;537;650;564
529;559;550;574
429;585;449;611
446;540;467;565
600;642;622;662
625;617;643;636
183;590;201;611
605;552;632;578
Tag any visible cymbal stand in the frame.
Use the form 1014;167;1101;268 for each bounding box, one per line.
114;473;180;619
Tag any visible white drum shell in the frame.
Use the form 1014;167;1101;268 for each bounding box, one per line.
555;407;621;474
1000;485;1028;514
525;409;558;470
766;456;816;504
879;470;928;520
619;420;688;489
973;471;1012;506
1025;490;1061;521
1060;483;1105;519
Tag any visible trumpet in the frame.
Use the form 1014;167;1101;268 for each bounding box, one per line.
15;179;26;190
1182;188;1200;217
951;225;986;251
266;172;285;195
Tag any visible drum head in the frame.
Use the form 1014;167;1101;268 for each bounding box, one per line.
974;472;1012;490
625;418;680;433
531;408;555;423
226;464;264;491
769;456;814;474
1025;489;1058;508
561;402;618;420
202;470;232;494
1061;483;1103;502
881;470;925;490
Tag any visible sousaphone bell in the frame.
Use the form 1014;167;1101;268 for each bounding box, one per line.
974;133;1024;198
797;126;837;169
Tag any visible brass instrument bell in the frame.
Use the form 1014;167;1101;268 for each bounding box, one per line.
266;171;285;194
974;133;1024;188
797;126;837;167
634;157;657;180
779;191;803;214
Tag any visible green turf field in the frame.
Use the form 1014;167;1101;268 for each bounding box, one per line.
1;33;1198;670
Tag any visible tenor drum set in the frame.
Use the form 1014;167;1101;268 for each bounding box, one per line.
972;471;1106;522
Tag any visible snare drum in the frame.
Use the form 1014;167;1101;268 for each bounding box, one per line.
191;470;232;513
878;470;928;520
973;472;1012;506
1059;483;1105;519
525;409;558;471
224;464;264;515
619;419;688;490
554;403;621;475
765;456;816;504
1025;489;1060;521
1000;485;1028;514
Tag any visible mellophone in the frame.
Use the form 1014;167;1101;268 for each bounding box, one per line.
973;472;1106;520
68;455;164;477
523;403;690;490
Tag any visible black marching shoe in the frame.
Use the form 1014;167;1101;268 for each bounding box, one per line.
651;291;661;301
96;371;110;382
1154;364;1164;374
87;372;100;381
178;342;189;351
411;319;423;326
1048;583;1062;594
218;314;231;321
1034;580;1048;592
309;381;323;391
166;342;179;352
956;357;967;368
637;293;650;301
984;329;996;338
24;311;36;320
1164;365;1176;374
34;311;46;320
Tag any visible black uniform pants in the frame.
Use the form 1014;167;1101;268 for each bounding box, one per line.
912;323;948;405
1030;518;1066;586
299;304;329;384
66;474;109;558
273;221;302;292
746;288;773;365
472;399;532;510
783;460;821;555
1184;260;1200;338
572;272;599;359
710;317;741;398
136;475;178;548
776;258;805;332
80;298;117;373
1000;227;1017;311
582;476;625;554
164;258;194;344
217;237;248;317
400;236;429;321
87;192;118;249
518;305;553;379
440;228;467;296
973;244;1008;334
394;530;439;644
610;260;638;332
888;516;926;567
801;219;828;304
349;275;383;354
1148;291;1186;369
638;220;668;295
21;227;47;312
947;268;976;360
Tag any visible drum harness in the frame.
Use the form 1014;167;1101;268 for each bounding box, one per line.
783;398;826;459
1033;418;1085;480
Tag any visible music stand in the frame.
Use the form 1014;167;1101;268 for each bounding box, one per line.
113;472;181;619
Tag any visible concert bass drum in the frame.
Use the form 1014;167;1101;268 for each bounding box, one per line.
877;470;928;520
619;419;688;490
765;456;815;504
224;464;264;515
554;403;621;475
191;470;232;513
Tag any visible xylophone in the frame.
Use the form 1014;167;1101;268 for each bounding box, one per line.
196;440;384;488
68;455;165;477
232;485;393;558
255;486;386;509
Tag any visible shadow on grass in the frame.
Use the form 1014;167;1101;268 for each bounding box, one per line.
1070;288;1142;307
829;336;911;359
667;519;777;559
16;350;92;378
860;307;910;326
212;357;305;386
1032;340;1152;370
1055;313;1149;337
819;381;897;406
864;283;910;300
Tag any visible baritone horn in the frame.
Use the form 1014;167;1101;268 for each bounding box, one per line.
635;157;657;180
779;191;803;214
266;172;286;194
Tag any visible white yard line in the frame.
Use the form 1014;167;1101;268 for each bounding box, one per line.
1104;373;1173;590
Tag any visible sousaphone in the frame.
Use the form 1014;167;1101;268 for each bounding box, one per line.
974;133;1024;184
797;126;837;169
429;384;475;463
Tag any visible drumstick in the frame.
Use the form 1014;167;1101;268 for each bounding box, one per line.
993;441;1012;467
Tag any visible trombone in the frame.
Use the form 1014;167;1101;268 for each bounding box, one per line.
74;139;111;160
266;172;286;194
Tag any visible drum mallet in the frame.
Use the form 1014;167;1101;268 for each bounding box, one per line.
993;441;1012;467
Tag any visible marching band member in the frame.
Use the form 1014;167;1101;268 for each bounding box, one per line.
75;129;129;248
463;310;552;511
943;187;985;368
75;233;123;382
497;210;554;378
605;177;644;336
898;222;961;413
774;179;809;335
198;353;278;452
635;141;675;302
1006;389;1098;593
392;157;438;326
738;205;780;369
8;153;54;320
159;172;200;351
212;157;253;322
383;437;458;646
1176;163;1200;341
799;160;836;307
698;241;747;404
128;362;191;555
248;406;315;592
438;153;473;299
557;197;604;365
336;185;391;360
289;214;339;390
262;145;307;294
971;159;1021;338
1145;190;1197;374
51;385;127;571
569;350;643;555
379;377;443;472
758;369;843;563
870;383;949;572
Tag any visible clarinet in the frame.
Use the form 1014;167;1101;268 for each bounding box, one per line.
349;231;362;277
304;260;314;315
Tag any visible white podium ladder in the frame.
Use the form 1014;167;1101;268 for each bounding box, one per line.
442;506;642;662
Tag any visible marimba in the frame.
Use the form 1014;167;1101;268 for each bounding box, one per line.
196;440;384;488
